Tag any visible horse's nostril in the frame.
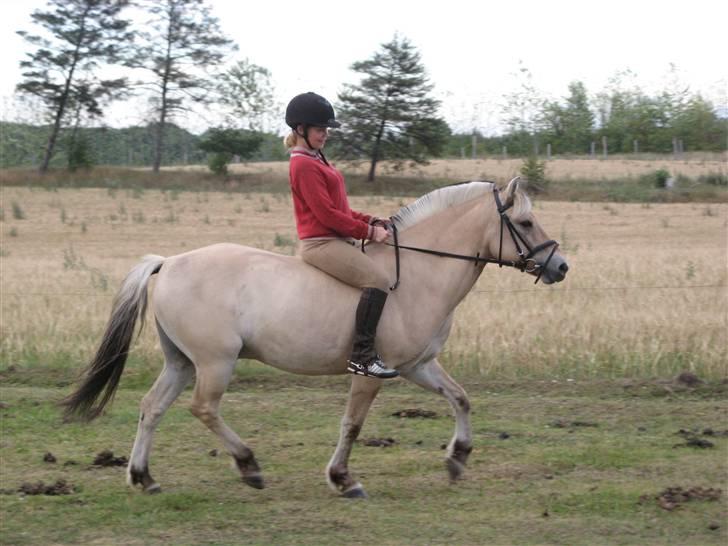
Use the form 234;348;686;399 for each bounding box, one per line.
559;263;569;273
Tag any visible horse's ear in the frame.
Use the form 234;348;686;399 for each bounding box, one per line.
503;177;520;208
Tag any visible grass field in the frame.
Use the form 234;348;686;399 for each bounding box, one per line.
0;172;726;544
1;380;726;545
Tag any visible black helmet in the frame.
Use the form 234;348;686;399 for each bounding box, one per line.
285;92;341;129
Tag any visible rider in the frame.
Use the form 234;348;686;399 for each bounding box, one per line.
284;91;399;379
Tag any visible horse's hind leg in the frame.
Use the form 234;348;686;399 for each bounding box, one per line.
189;359;264;489
128;321;195;493
326;375;382;498
401;358;472;482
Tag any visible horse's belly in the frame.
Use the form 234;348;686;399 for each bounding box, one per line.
239;295;356;374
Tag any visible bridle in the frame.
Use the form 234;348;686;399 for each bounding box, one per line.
366;184;559;290
492;185;559;284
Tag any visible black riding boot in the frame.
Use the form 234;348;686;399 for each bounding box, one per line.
347;288;399;379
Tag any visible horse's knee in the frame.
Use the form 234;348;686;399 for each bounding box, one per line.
450;439;473;464
189;403;216;426
455;395;470;413
343;422;362;441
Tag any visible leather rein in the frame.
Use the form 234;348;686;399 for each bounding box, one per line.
366;185;559;290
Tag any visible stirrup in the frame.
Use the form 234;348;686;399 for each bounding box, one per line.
347;356;399;379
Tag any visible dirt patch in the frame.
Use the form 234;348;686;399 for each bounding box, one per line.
360;438;397;447
640;486;723;511
675;372;703;387
674;429;719;449
15;479;75;496
43;452;57;463
678;428;728;437
549;420;599;429
92;450;128;467
391;409;438;418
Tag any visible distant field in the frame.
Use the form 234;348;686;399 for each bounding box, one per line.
180;154;728;182
0;185;725;382
2;155;726;205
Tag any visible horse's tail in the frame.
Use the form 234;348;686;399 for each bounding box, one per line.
61;255;166;421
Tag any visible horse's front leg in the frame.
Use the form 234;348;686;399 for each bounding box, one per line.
326;375;382;498
401;358;472;482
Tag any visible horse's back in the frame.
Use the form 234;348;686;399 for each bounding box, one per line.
151;242;360;374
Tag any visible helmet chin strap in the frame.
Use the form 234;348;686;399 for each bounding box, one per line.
297;126;331;166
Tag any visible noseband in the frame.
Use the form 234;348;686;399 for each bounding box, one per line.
372;185;559;290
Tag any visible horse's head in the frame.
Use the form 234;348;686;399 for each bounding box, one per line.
489;178;569;285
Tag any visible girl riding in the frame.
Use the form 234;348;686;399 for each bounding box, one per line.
284;92;398;379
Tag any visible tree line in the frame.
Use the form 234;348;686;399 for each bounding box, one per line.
11;0;726;180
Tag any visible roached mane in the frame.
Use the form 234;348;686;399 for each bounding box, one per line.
391;181;532;232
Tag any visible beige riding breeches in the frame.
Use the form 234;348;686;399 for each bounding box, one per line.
298;238;390;292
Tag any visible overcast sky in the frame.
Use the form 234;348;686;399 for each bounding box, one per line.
1;0;726;134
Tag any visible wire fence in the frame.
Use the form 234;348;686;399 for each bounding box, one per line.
1;284;725;298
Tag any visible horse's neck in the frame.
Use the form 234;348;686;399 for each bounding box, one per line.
395;197;493;316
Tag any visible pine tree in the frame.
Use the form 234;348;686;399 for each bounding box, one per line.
337;35;448;182
132;0;236;172
16;0;133;172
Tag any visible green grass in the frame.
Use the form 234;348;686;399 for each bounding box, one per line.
1;377;726;545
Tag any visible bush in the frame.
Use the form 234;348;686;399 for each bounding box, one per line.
641;169;671;188
199;128;263;175
67;136;94;172
520;156;549;193
699;173;727;186
207;152;232;175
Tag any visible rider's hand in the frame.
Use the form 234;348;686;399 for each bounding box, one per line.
371;225;389;243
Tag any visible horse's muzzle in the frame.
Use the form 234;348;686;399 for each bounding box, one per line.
538;256;569;285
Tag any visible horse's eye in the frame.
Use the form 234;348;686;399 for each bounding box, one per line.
520;220;533;228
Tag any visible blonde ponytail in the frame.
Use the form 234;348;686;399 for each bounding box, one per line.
284;131;298;150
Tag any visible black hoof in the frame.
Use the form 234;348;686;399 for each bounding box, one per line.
342;486;368;499
243;474;265;490
144;483;162;494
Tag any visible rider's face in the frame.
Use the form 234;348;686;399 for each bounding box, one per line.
298;125;328;150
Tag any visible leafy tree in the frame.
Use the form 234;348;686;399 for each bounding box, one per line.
671;96;727;152
541;81;594;154
66;133;94;171
198;127;262;174
336;35;448;181
217;59;276;131
132;0;236;172
16;0;133;172
501;61;545;155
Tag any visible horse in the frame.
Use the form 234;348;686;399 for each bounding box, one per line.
62;177;568;498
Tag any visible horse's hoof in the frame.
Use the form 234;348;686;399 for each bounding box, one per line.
144;483;162;494
446;458;465;482
342;486;368;499
243;474;265;490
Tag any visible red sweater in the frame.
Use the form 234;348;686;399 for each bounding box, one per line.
289;148;372;240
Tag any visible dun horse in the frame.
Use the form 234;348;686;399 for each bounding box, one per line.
63;178;568;498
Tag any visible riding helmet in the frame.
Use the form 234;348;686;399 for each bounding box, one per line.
285;92;341;129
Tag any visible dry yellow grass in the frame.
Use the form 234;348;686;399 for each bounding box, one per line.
171;155;728;182
1;185;726;379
